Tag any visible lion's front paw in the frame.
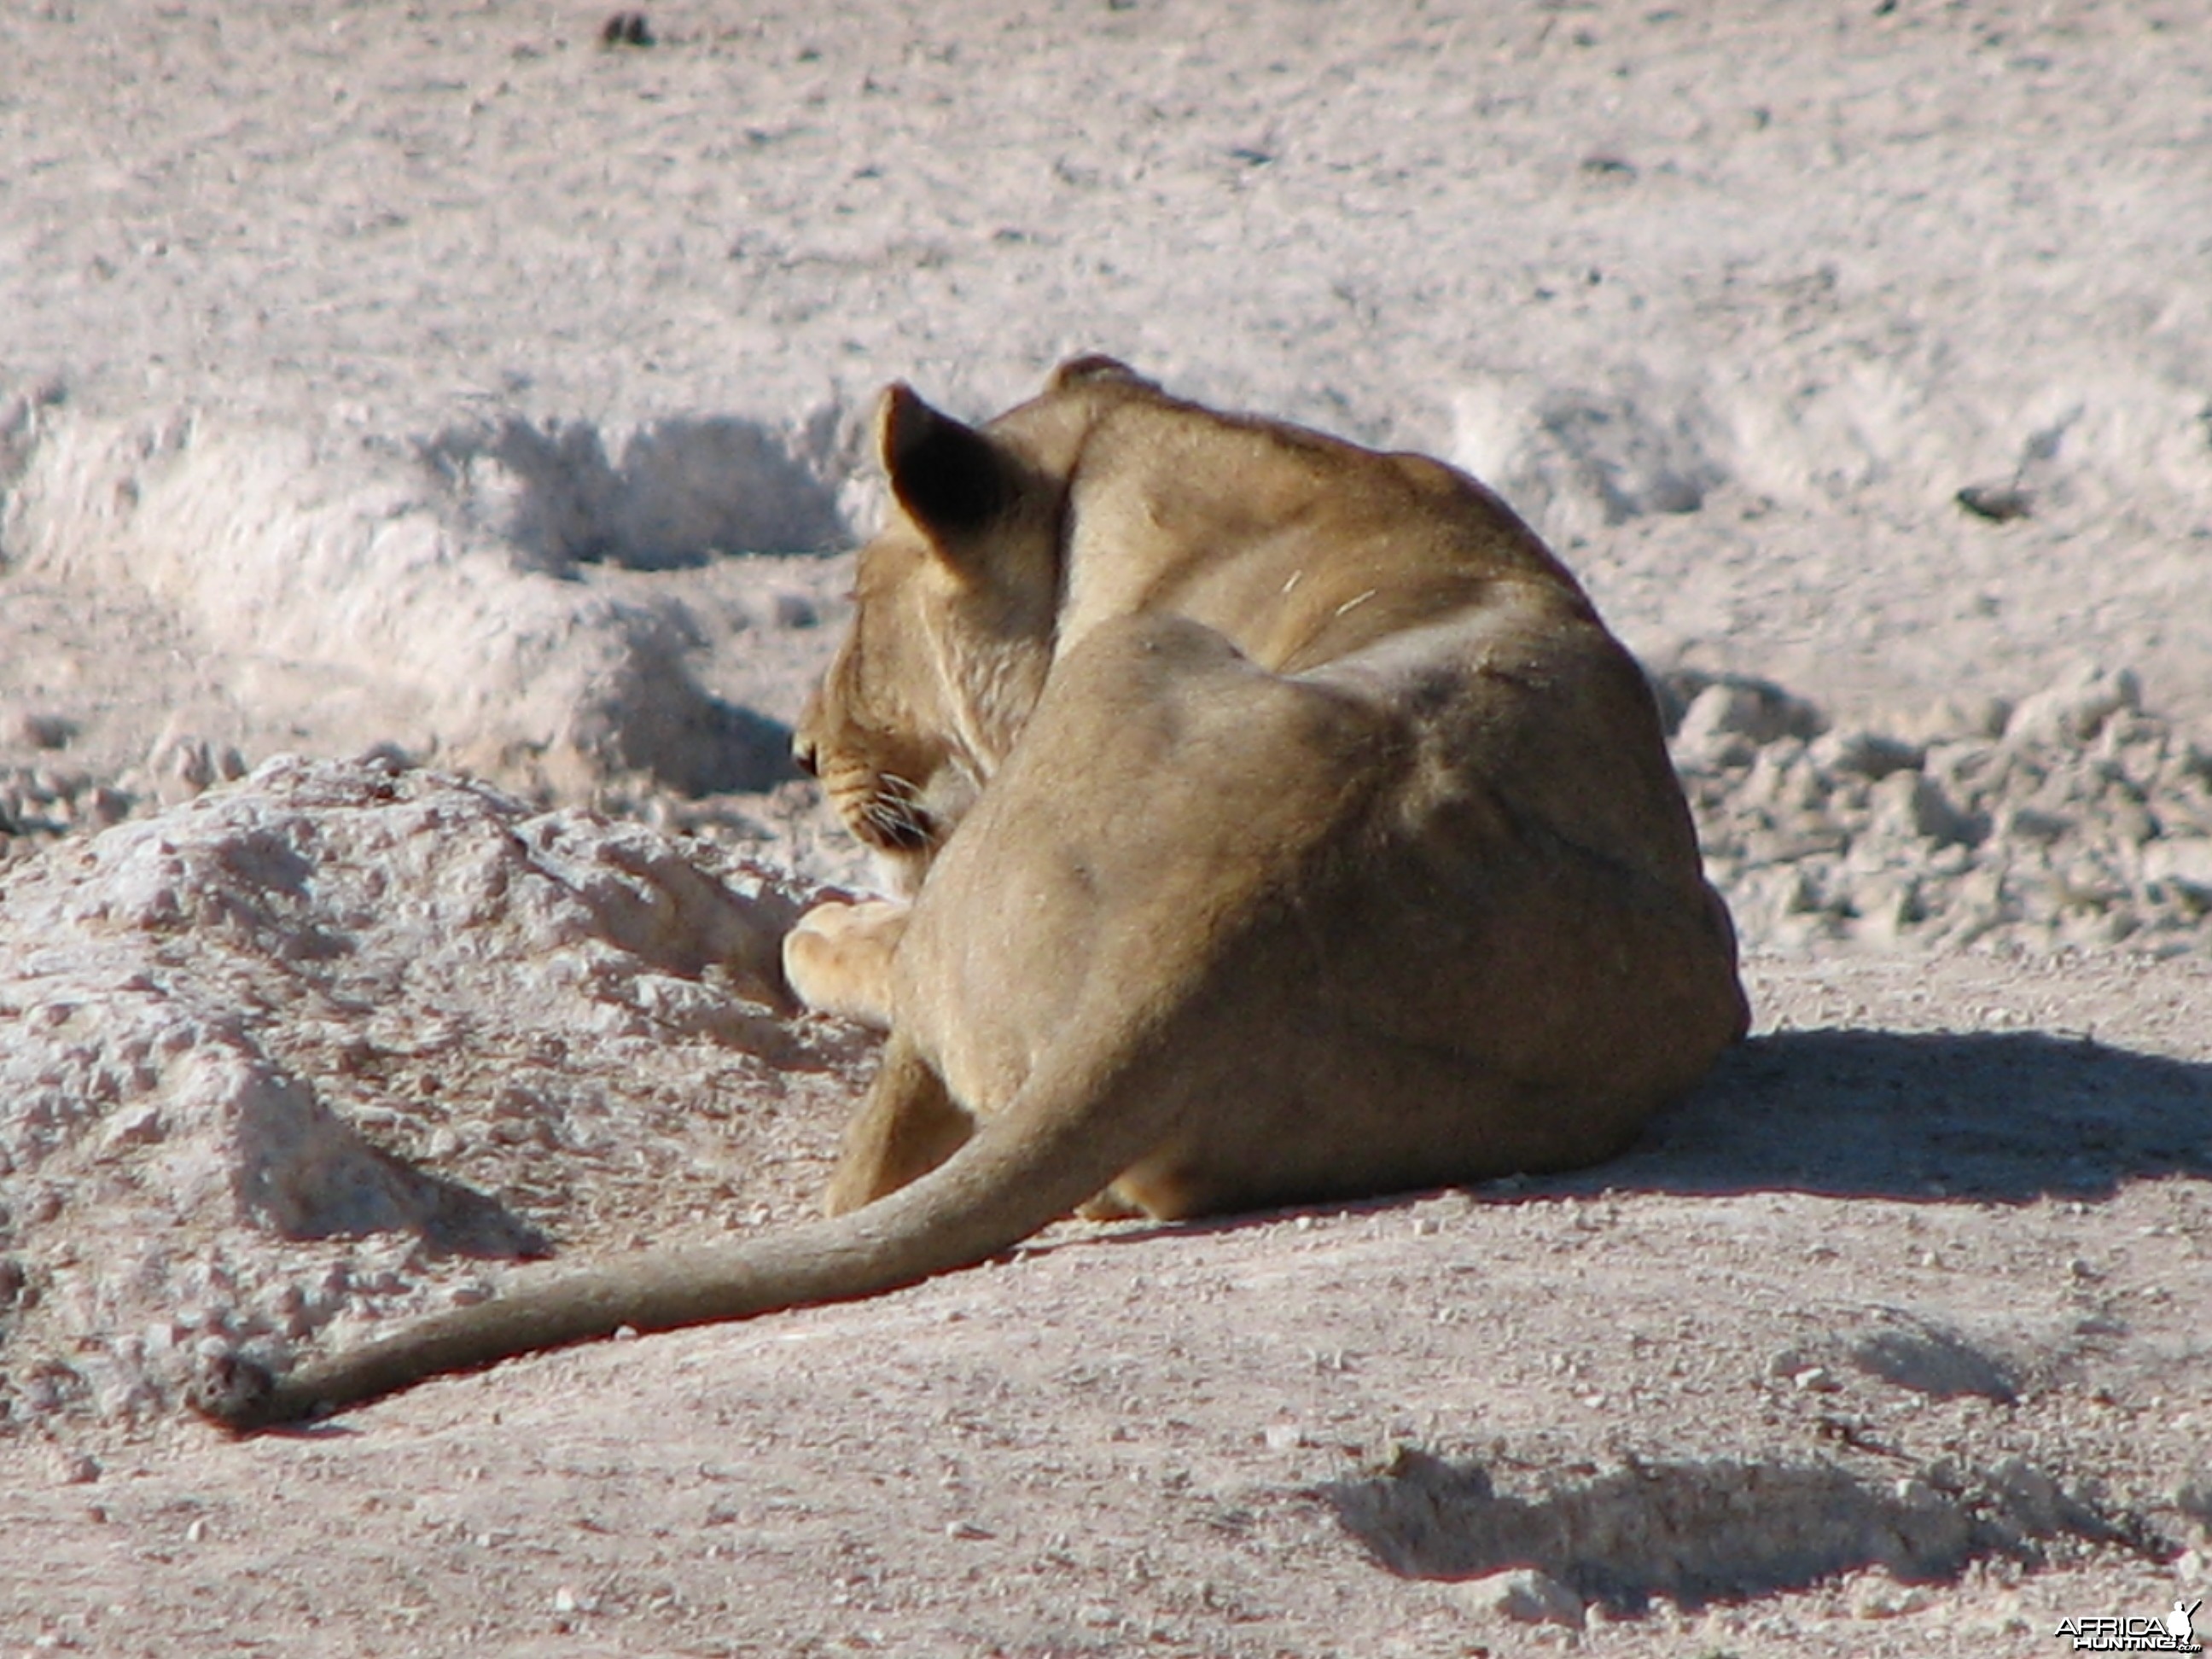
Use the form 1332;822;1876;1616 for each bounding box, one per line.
783;898;909;1029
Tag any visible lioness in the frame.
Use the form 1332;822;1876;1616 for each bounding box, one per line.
192;358;1746;1430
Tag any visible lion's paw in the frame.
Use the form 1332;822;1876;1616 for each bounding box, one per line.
783;898;909;1029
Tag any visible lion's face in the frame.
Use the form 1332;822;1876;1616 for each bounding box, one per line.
795;532;992;894
795;377;1095;894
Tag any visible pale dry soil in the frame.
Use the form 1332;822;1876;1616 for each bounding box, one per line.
3;953;2210;1657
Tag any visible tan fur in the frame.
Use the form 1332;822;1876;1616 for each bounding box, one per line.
189;358;1746;1431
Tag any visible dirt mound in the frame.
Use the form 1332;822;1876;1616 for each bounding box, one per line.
1;401;833;799
0;756;863;1426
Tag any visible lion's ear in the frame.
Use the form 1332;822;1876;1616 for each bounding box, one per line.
1050;354;1156;394
877;383;1009;544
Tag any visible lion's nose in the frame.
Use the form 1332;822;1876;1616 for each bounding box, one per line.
791;733;818;777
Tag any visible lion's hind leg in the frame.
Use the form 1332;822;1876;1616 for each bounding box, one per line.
822;1032;975;1216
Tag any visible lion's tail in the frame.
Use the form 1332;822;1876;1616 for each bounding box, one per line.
189;1038;1179;1432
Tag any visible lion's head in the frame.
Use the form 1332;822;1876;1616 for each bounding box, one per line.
794;358;1154;892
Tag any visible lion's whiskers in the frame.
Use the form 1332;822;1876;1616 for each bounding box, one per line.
856;771;933;850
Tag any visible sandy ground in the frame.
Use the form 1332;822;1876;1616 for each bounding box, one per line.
3;0;2211;1653
3;952;2210;1658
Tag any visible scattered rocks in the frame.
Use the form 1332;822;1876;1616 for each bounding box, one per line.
0;764;136;855
1661;660;2212;955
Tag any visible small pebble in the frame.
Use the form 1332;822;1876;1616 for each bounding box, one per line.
7;708;76;751
1955;481;2033;522
52;1452;101;1487
1452;1566;1586;1628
